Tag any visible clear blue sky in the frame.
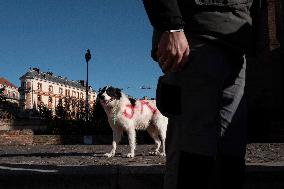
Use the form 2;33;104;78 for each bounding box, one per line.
0;0;163;98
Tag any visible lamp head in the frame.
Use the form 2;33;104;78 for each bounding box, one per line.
85;49;91;63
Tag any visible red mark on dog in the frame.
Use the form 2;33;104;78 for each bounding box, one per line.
123;104;135;119
140;100;157;114
123;100;157;120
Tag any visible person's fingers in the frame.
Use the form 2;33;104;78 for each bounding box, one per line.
158;51;168;63
160;48;188;73
161;56;174;73
156;31;190;73
170;51;184;72
179;46;190;69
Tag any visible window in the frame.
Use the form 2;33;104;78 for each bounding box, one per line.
48;96;52;103
37;95;41;101
77;92;80;98
65;89;71;97
21;82;26;88
58;98;62;105
59;88;63;94
72;91;76;97
80;93;83;99
37;83;42;90
48;85;53;92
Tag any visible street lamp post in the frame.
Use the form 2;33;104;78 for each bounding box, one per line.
85;49;91;122
84;49;92;145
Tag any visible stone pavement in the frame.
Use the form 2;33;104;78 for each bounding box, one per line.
0;144;283;189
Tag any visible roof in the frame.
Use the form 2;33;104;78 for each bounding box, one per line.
0;77;18;89
19;69;96;93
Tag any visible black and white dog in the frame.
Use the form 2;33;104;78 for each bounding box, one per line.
98;86;168;158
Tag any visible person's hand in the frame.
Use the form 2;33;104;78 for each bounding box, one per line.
157;31;190;74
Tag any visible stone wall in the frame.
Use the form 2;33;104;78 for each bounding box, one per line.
0;119;47;131
0;130;33;145
33;135;114;145
0;132;112;145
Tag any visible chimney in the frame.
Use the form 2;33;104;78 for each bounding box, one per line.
79;80;86;87
47;72;53;76
32;68;40;74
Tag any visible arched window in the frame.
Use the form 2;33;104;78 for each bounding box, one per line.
72;91;76;97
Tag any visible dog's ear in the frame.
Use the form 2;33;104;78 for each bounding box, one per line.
129;97;136;107
98;86;107;96
113;88;122;99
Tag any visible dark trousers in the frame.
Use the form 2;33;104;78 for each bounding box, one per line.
161;38;247;189
177;152;246;189
177;97;247;189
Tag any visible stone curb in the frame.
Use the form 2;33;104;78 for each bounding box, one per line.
0;164;165;175
0;163;283;189
1;163;283;174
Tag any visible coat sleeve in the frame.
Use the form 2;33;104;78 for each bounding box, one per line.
143;0;185;31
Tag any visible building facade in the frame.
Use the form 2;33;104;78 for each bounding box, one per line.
19;68;97;114
0;77;19;105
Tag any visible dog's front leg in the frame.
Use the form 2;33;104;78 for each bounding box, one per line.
126;128;136;158
104;127;122;158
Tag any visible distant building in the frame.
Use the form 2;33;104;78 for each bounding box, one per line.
19;68;97;113
141;96;155;100
0;77;19;105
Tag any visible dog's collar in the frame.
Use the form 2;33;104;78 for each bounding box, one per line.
112;101;119;126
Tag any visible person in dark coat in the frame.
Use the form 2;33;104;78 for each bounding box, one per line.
143;0;254;188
